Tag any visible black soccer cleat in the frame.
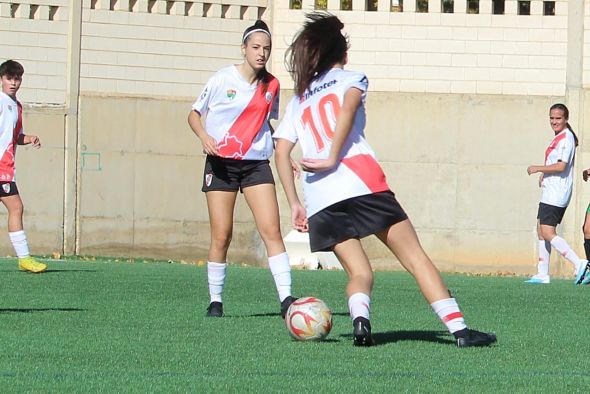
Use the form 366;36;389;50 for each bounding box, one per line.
353;317;375;347
454;328;497;348
206;301;223;317
280;296;297;319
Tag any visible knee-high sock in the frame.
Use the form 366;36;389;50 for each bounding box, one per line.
268;252;292;302
348;292;370;321
537;240;551;277
207;262;227;303
550;236;583;269
431;298;467;334
9;230;30;258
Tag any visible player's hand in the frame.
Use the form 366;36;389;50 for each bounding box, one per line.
23;135;41;148
291;203;308;233
200;134;218;156
300;158;337;173
527;165;538;175
584;169;590;182
290;157;301;179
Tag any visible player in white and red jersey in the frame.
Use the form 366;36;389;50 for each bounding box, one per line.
0;60;46;273
274;13;496;348
526;104;589;284
187;21;296;318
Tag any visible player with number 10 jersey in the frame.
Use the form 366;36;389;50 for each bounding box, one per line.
274;68;389;217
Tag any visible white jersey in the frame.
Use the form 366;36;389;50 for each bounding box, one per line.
540;128;576;208
192;65;280;160
274;68;390;217
0;92;22;182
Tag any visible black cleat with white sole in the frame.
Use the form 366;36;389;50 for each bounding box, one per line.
353;317;375;347
454;328;497;348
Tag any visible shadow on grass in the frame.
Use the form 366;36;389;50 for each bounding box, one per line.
339;330;453;346
0;269;96;273
0;308;87;314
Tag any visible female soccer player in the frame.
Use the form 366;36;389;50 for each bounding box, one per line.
188;21;296;318
274;13;496;347
525;103;588;284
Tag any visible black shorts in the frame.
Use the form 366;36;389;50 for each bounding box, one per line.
537;202;567;227
201;156;275;193
308;191;408;252
0;182;19;197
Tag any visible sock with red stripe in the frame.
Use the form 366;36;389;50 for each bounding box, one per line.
550;236;583;270
537;240;551;277
348;292;371;321
431;297;467;334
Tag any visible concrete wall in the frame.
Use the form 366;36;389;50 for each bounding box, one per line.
1;0;589;276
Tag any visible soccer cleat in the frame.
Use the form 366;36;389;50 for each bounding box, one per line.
524;275;550;284
574;260;589;285
280;296;297;319
352;317;375;347
455;329;497;348
18;256;47;273
206;301;223;317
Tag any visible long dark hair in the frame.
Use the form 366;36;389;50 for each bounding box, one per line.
242;20;271;90
285;13;349;97
550;103;578;146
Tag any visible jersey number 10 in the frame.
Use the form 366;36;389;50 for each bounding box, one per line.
301;93;341;153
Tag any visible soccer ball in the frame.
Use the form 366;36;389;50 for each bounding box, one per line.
285;296;333;341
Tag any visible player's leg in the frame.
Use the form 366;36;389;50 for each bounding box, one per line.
525;221;551;284
537;202;587;283
204;190;238;317
581;207;590;284
375;219;496;347
0;188;46;273
243;182;295;316
332;238;375;346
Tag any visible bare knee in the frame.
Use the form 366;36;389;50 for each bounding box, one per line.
583;221;590;239
210;233;232;252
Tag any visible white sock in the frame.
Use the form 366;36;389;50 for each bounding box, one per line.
9;230;30;258
268;252;292;302
537;240;551;277
348;292;371;320
431;298;467;334
207;262;227;303
550;236;583;270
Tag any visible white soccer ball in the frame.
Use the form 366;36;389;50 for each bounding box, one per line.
285;296;333;341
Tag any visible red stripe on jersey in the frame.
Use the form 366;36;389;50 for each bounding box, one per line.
442;311;464;323
341;154;390;193
217;77;279;159
545;132;566;163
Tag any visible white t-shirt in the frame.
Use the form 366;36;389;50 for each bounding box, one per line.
540;128;576;208
192;65;280;160
274;68;390;217
0;92;22;182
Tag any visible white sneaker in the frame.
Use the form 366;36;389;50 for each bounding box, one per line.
574;260;589;285
524;274;550;284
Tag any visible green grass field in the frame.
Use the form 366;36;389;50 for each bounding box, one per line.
1;257;589;392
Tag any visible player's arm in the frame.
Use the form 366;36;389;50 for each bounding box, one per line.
275;138;308;232
527;161;567;175
300;87;362;173
188;110;218;156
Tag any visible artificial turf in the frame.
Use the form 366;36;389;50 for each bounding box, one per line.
1;257;589;392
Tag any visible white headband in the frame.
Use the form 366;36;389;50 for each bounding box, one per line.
242;28;271;43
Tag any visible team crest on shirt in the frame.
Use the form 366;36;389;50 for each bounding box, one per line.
227;89;236;100
265;92;273;104
205;173;213;187
7;105;12;112
2;183;10;193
